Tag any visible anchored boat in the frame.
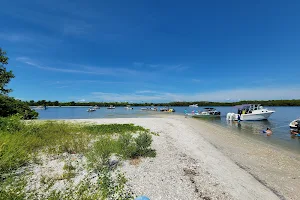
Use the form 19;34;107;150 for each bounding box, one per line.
189;108;221;118
92;105;100;109
87;108;96;112
124;105;133;110
226;104;275;121
107;105;115;109
160;107;175;112
290;119;300;130
189;104;198;108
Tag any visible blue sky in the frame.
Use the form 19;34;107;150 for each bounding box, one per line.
1;0;300;102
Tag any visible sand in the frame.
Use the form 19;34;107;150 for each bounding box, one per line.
72;115;300;200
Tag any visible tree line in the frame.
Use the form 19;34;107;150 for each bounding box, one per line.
26;99;300;107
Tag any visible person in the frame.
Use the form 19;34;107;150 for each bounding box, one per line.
184;109;187;117
265;127;272;136
296;120;300;132
237;114;241;122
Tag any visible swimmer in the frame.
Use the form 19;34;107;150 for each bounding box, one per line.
265;127;272;136
262;127;272;136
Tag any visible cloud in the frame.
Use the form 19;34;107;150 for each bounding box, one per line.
16;57;139;76
90;92;167;102
132;62;188;71
45;80;127;85
78;99;86;102
62;19;92;36
86;86;300;102
0;33;32;42
191;79;202;83
135;90;157;94
57;86;69;89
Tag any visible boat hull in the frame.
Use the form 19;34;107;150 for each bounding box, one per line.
290;120;299;129
240;112;274;121
192;115;220;118
227;111;274;121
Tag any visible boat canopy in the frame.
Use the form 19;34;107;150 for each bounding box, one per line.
233;104;251;109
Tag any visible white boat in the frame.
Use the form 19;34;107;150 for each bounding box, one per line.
87;108;96;112
149;107;158;111
189;104;198;108
140;107;148;111
92;105;100;109
226;104;275;121
189;108;221;118
290;119;300;129
33;106;47;110
124;105;133;110
107;105;115;109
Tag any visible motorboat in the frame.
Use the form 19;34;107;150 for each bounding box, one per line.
107;105;115;109
124;105;133;110
93;105;100;109
141;107;157;111
149;107;158;111
189;108;220;118
160;107;175;112
226;104;275;121
33;105;47;110
87;108;96;112
189;104;198;108
290;119;300;130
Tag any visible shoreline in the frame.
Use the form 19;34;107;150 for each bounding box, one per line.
70;116;300;199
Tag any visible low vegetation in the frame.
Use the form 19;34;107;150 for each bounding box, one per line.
0;116;156;199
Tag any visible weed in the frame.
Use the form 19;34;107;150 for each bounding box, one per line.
134;132;156;157
0;116;155;199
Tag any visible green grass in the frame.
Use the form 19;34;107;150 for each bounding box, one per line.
0;116;156;199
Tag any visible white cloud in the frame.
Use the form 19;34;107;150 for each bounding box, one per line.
135;90;157;94
132;62;188;71
78;99;86;102
16;57;139;76
0;33;31;42
191;79;202;83
87;86;300;102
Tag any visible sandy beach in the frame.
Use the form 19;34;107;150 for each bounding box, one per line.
71;115;300;200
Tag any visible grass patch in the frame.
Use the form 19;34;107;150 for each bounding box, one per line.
0;116;156;199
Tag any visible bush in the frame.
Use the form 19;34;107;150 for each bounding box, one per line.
117;133;136;159
134;132;155;157
0;95;38;119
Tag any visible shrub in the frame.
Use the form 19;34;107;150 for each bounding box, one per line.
0;95;38;119
134;132;155;157
117;133;136;159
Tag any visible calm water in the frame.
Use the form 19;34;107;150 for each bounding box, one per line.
35;106;300;152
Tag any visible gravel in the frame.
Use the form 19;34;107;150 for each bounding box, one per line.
73;117;280;200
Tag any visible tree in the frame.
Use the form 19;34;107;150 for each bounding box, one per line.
0;48;38;119
0;48;15;94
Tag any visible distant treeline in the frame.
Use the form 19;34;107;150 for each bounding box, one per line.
26;99;300;107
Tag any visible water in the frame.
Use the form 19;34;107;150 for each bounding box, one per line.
35;106;300;152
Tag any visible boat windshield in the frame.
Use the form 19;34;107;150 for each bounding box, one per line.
234;104;263;114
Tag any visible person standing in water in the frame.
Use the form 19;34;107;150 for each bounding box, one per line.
265;127;272;136
237;114;241;122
